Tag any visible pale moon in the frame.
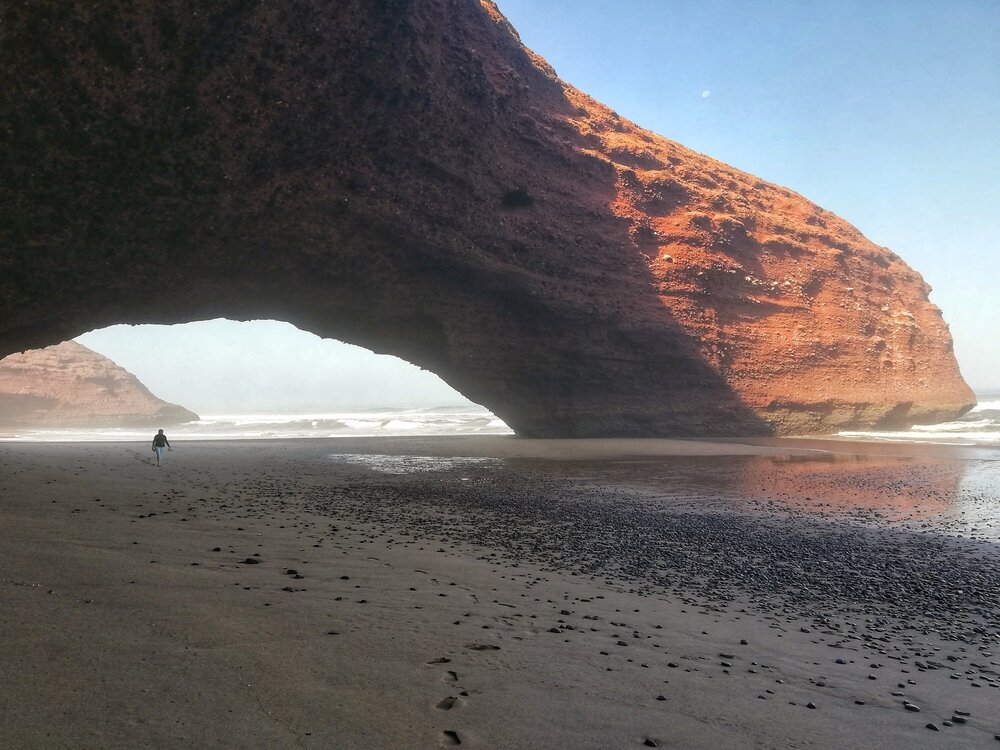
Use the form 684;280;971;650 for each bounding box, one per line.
701;89;711;98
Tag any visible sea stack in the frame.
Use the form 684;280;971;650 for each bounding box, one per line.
0;0;974;436
0;342;198;428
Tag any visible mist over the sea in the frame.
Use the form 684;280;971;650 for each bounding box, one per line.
76;319;483;414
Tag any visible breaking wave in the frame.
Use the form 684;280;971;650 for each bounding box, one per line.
838;396;1000;446
0;407;513;442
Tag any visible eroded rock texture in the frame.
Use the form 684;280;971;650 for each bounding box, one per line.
0;1;974;436
0;342;198;427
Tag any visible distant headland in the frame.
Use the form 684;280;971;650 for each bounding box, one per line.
0;341;198;428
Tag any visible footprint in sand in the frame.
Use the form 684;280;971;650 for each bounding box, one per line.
435;696;459;710
440;729;462;746
443;670;458;683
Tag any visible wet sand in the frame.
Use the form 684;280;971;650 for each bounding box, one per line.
1;437;998;748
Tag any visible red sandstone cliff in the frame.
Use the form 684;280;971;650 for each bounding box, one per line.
0;0;974;436
476;3;975;432
562;85;975;432
0;342;198;428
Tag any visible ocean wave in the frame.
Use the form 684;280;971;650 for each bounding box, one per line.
838;429;1000;445
2;409;513;441
915;419;996;433
835;392;1000;446
967;409;1000;422
971;399;1000;412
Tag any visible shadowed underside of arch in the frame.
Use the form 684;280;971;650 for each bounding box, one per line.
0;0;974;436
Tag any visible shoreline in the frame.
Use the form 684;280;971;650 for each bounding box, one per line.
2;439;998;748
2;431;998;457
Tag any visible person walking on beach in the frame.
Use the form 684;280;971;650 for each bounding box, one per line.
151;429;171;466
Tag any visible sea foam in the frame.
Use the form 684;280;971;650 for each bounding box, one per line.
0;407;513;442
838;395;1000;446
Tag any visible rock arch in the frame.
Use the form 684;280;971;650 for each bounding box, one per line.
0;1;973;436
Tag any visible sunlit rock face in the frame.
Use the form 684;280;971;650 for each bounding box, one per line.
0;1;973;436
0;342;198;427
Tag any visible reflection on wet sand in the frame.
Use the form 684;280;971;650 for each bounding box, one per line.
737;454;1000;540
501;451;999;542
737;454;959;516
320;436;999;541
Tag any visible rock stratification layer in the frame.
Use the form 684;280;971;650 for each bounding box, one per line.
0;342;198;428
0;1;974;436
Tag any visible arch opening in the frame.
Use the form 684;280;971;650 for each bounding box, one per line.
0;319;511;441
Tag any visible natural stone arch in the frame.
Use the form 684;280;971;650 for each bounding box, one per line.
0;1;973;436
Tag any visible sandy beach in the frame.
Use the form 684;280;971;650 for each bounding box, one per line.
2;436;998;748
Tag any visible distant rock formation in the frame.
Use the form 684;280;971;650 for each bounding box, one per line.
0;342;198;427
0;0;974;436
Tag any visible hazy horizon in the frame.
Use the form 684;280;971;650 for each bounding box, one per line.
76;320;481;415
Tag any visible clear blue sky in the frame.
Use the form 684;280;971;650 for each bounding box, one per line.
497;0;999;390
79;1;999;409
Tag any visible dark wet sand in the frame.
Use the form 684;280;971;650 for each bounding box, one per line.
1;437;998;748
